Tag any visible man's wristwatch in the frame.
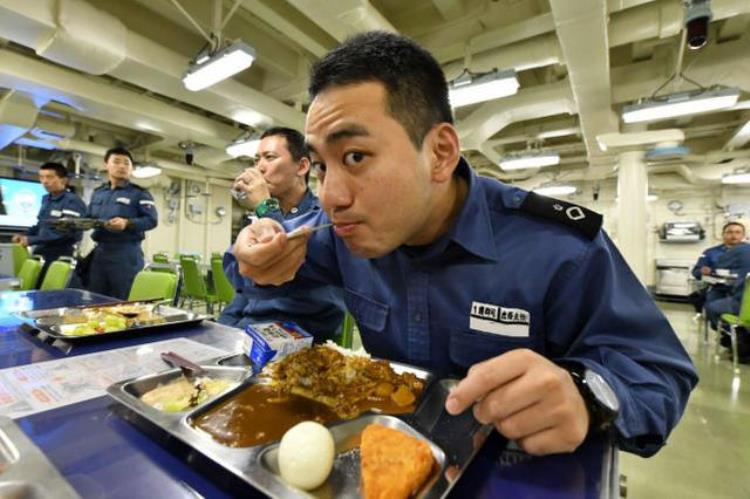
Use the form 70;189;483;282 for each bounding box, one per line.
564;363;620;432
254;198;280;218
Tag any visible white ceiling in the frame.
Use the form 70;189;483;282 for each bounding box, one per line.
0;0;748;187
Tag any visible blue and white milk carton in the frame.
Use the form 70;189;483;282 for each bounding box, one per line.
244;321;313;372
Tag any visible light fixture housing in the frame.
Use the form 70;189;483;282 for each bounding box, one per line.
722;168;750;185
533;184;577;197
499;150;560;170
448;69;519;108
226;134;261;158
621;87;740;124
183;41;256;91
132;165;162;179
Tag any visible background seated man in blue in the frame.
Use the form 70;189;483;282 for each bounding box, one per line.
219;127;344;338
691;221;748;309
87;147;158;299
705;243;750;331
12;162;86;284
227;32;697;457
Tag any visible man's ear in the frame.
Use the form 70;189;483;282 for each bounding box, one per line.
297;157;311;178
425;123;460;183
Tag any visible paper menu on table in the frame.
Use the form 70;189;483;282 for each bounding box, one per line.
0;338;229;419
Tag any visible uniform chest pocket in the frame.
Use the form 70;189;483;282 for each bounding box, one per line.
115;197;136;217
449;328;536;370
344;288;389;333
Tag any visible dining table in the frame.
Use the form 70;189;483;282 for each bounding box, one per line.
0;288;620;498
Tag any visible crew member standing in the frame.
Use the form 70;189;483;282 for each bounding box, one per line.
87;147;158;299
12;162;86;284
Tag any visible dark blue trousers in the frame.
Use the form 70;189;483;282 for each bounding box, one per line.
87;242;144;300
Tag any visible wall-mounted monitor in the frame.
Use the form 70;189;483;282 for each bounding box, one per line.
0;177;47;230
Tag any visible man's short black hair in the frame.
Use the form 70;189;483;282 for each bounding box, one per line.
308;31;453;148
260;127;310;184
40;162;68;178
260;127;309;161
104;146;133;164
723;221;746;233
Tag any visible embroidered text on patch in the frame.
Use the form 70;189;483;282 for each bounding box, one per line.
470;301;530;337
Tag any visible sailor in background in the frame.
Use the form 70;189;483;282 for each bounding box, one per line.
87;147;158;299
12;162;86;284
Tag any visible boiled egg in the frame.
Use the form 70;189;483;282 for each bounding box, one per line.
278;421;335;490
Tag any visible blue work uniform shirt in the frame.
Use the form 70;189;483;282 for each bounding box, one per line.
225;158;698;457
219;189;345;337
691;244;730;279
88;181;157;243
26;189;87;251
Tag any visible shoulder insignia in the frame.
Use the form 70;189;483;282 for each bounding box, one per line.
129;183;146;190
519;192;602;240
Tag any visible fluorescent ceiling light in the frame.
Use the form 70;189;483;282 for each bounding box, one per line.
449;69;519;108
647;193;659;202
226;136;261;158
132;165;162;178
534;184;577;197
499;151;560;170
722;169;750;185
621;87;740;124
183;41;256;91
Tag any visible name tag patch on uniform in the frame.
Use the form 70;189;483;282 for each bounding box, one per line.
470;302;530;337
50;209;62;217
139;200;155;207
116;197;131;205
62;209;81;217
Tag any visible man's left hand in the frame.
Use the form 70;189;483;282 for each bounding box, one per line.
105;217;129;231
445;349;589;456
12;235;28;247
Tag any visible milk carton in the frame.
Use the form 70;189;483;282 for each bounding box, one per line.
245;321;313;372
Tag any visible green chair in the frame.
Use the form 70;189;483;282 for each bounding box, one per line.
128;270;178;302
211;257;235;312
12;243;29;276
338;312;357;349
179;255;217;314
16;257;43;290
153;252;170;264
39;257;76;290
718;274;750;373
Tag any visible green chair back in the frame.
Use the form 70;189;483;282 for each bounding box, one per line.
738;275;750;326
211;258;235;304
338;312;356;349
153;252;170;264
128;270;178;302
17;257;43;290
180;256;210;298
39;257;75;290
12;244;29;276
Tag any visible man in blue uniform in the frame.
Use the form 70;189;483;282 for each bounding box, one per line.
691;221;748;308
219;127;344;337
705;242;750;330
87;147;157;299
12;162;86;284
227;32;697;457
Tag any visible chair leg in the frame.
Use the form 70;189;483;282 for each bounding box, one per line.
703;310;709;343
730;325;740;374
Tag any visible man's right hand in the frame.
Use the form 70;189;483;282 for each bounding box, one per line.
232;168;271;210
700;266;712;276
232;218;311;286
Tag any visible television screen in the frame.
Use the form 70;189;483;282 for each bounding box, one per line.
0;177;47;230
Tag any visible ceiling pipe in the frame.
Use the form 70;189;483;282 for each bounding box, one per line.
0;90;40;150
0;0;304;129
548;0;619;161
458;81;576;151
441;0;750;81
286;0;396;43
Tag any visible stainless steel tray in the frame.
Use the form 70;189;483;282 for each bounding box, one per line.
0;416;80;498
18;303;208;343
107;360;491;498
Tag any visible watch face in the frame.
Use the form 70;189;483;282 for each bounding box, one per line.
585;370;620;412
